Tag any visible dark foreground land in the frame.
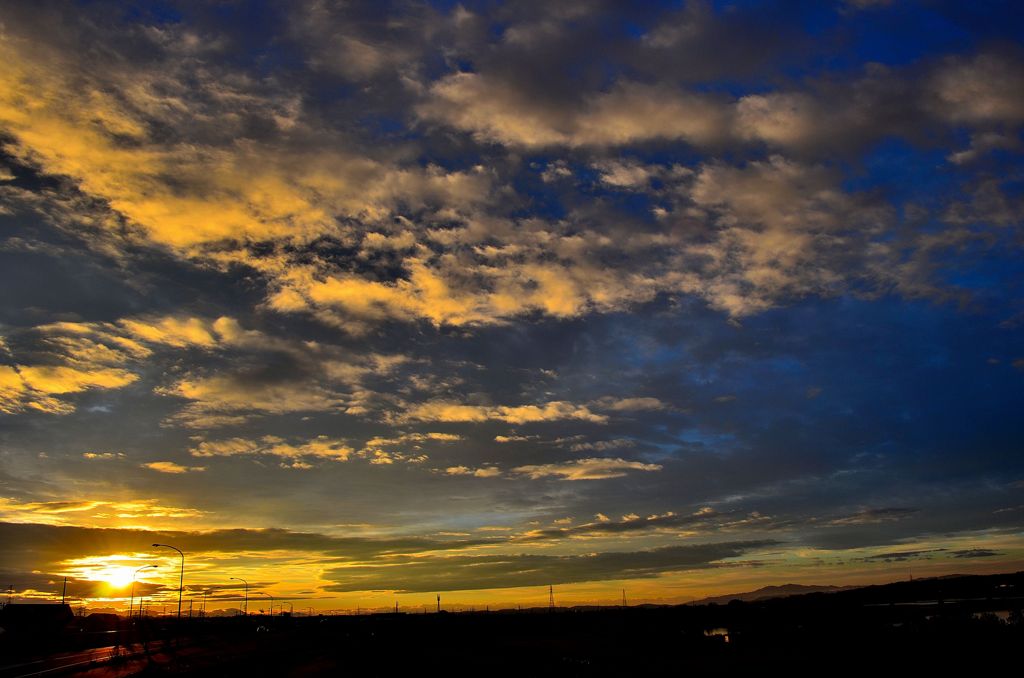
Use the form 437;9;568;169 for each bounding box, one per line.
2;571;1022;676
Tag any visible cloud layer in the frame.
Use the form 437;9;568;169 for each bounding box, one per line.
0;0;1022;607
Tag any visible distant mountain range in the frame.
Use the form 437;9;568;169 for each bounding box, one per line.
557;583;855;612
687;583;857;606
483;571;1022;613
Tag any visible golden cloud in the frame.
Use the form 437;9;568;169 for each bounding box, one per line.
0;363;136;415
0;33;493;254
142;461;207;474
512;458;663;481
402;400;607;424
0;314;280;416
160;375;345;427
190;435;352;464
444;465;502;478
0;497;206;527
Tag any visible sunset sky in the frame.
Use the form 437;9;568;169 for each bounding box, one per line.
1;0;1023;615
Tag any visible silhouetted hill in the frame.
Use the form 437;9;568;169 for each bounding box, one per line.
822;570;1024;606
689;583;854;605
683;571;1024;608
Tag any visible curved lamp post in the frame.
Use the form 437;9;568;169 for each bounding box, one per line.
153;543;184;618
230;577;248;616
260;592;274;617
129;565;157;619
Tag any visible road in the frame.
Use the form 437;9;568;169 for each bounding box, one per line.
0;643;144;678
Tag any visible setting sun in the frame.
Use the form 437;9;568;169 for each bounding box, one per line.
61;555;154;592
99;566;136;589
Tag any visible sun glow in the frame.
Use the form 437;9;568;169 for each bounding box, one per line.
100;566;136;588
63;555;154;591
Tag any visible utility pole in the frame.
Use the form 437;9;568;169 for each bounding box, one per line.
436;594;441;613
549;585;554;611
622;589;627;608
62;577;67;604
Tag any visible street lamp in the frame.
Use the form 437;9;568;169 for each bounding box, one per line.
129;565;157;620
230;577;248;616
152;543;184;618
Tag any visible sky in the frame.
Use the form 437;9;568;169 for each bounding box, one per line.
0;0;1022;615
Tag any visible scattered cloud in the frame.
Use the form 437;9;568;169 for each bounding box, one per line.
950;549;1002;559
444;465;502;478
0;2;1021;606
0;499;206;528
512;458;663;481
594;397;667;412
402;400;607;424
190;435;353;464
568;439;636;452
160;375;345;428
829;508;919;526
324;540;779;592
82;452;126;460
143;461;206;474
860;549;946;563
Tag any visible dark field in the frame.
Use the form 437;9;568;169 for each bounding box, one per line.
2;571;1022;676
